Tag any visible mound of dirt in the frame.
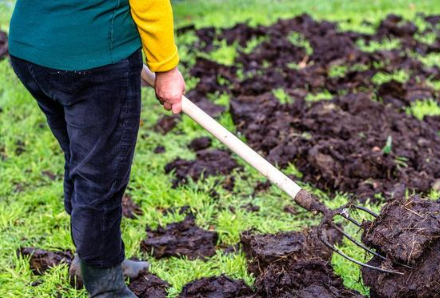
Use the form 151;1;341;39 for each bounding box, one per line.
182;13;440;202
18;248;73;274
188;137;212;151
154;115;180;135
164;149;239;187
240;225;341;275
361;196;440;298
362;241;440;298
178;274;256;298
128;271;169;298
240;226;363;297
231;92;440;202
122;194;143;219
362;196;440;264
140;215;218;259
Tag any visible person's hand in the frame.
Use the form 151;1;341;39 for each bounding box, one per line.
155;67;186;114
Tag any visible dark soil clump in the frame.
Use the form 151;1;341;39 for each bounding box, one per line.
154;115;180;134
362;196;440;264
361;196;440;298
164;149;239;187
178;274;256;298
19;247;73;274
122;194;143;219
188;137;212;151
128;270;169;298
140;215;218;260
240;226;363;297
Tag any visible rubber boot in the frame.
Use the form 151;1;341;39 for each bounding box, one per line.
69;254;149;287
80;259;137;298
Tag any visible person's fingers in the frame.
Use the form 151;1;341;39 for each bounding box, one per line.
172;102;182;114
163;102;172;111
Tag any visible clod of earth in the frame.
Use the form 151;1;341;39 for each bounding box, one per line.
241;226;364;297
140;215;219;259
128;270;169;298
19;247;73;275
188;136;212;151
362;196;440;264
122;194;143;219
154;145;166;154
178;274;256;298
361;196;440;298
153;115;180;134
164;149;239;188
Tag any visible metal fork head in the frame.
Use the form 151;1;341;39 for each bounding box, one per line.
317;204;411;275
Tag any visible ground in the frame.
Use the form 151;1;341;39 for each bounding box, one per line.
1;0;440;297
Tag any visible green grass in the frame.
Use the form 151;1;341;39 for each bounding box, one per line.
2;0;440;297
406;99;440;120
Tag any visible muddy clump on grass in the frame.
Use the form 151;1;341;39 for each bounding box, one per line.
178;274;257;298
240;226;364;297
140;215;218;259
154;115;180;134
362;196;440;264
19;247;73;274
165;149;239;187
122;194;143;219
361;196;440;298
128;270;169;298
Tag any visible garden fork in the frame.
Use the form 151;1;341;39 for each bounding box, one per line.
141;65;408;275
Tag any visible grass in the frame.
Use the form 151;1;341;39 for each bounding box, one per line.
2;0;440;297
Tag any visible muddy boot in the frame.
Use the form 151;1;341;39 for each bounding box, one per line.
80;259;137;298
69;254;149;287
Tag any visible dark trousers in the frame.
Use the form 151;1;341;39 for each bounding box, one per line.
10;49;143;268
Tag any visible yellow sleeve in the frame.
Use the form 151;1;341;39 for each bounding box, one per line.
129;0;180;72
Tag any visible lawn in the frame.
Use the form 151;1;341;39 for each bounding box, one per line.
1;0;440;297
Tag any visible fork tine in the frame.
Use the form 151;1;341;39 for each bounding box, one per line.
318;235;405;275
353;205;379;217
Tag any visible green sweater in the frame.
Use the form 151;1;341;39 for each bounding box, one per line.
9;0;141;71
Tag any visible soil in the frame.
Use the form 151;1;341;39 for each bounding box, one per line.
178;274;257;298
362;241;440;298
184;13;440;202
122;194;143;219
154;146;166;154
18;247;73;275
140;214;219;259
154;115;180;134
240;226;363;298
164;149;239;187
361;196;440;298
128;270;170;298
0;30;8;60
188;137;212;151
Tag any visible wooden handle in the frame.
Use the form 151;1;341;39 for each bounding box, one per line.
141;65;302;200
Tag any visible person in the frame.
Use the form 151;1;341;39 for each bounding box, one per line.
8;0;186;297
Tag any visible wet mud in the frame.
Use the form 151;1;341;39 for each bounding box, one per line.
0;30;8;60
154;115;180;135
361;196;440;298
184;13;440;201
140;215;218;259
122;194;143;219
240;226;363;297
19;247;73;275
178;274;256;298
164;149;239;187
128;270;169;298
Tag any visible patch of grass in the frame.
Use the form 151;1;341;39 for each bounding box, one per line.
356;38;401;52
371;69;410;85
306;90;333;102
288;32;313;55
406;99;440;120
272;88;294;104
